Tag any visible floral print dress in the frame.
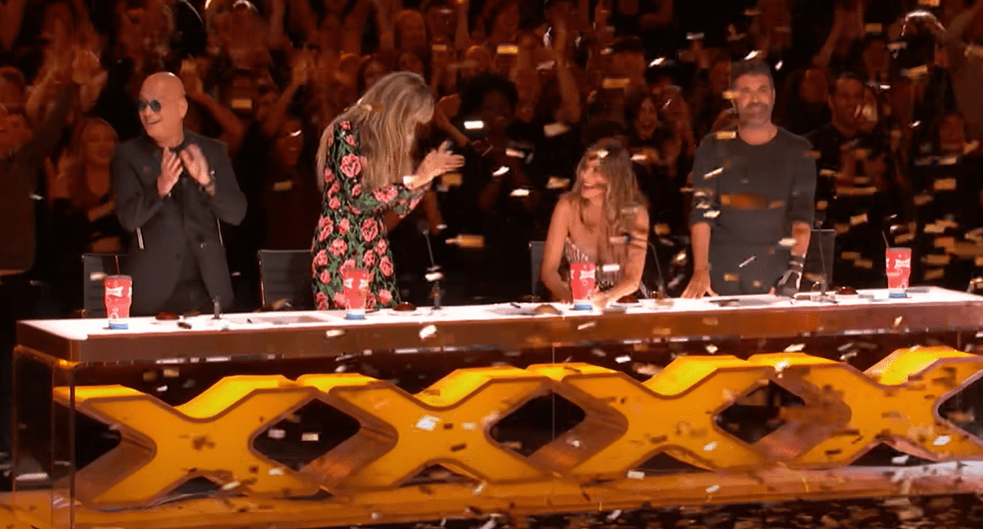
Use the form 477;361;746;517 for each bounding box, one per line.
312;121;424;310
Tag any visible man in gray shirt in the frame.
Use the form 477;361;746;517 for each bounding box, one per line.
682;59;817;298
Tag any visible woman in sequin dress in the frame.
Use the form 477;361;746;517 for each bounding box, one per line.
540;139;650;307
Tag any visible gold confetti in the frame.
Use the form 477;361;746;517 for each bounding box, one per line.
715;130;737;140
496;44;518;55
924;254;950;266
924;268;945;281
654;223;670;236
778;238;796;248
464;120;485;130
723;273;740;282
601;77;630;89
545;176;569;189
784;343;805;352
934;177;957;191
442;172;462;187
301;432;319;442
543;123;570;137
419;325;437;339
855;259;873;269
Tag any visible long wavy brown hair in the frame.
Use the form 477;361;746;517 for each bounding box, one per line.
316;71;434;191
567;139;648;264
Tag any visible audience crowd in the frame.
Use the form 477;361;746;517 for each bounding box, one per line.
2;0;983;316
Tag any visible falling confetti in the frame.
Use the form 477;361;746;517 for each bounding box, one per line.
416;415;440;431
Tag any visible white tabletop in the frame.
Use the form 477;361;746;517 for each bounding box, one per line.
20;286;980;342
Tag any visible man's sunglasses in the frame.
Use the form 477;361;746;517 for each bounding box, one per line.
137;99;166;113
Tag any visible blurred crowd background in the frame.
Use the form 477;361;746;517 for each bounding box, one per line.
3;0;983;314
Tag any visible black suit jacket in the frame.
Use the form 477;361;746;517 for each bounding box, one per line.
112;130;247;315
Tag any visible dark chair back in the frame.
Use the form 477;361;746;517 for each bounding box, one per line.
529;241;545;297
258;249;315;310
803;228;836;290
81;253;125;317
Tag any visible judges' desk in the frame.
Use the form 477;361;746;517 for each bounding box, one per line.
6;287;983;529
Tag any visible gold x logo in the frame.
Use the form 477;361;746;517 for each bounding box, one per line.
54;375;319;508
749;347;983;467
324;366;552;489
529;356;773;478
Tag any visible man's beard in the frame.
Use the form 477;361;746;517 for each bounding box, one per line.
738;103;772;125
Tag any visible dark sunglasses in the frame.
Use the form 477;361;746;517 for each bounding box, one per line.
137;99;165;113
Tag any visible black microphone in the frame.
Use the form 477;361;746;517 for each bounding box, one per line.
417;219;443;310
617;232;666;300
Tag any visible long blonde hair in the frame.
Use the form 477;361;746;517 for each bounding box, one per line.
568;139;648;263
316;71;434;190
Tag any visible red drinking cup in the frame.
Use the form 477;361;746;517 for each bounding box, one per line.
104;275;132;329
885;247;911;298
343;269;371;319
570;262;596;310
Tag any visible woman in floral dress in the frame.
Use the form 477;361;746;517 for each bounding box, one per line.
312;72;464;310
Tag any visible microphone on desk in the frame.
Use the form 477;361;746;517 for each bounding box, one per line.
615;232;666;300
417;219;443;310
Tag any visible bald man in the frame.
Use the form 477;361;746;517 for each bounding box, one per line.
112;72;247;315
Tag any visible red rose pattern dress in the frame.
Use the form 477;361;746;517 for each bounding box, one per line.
312;121;425;310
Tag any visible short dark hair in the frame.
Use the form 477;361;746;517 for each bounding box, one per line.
729;58;773;89
832;71;865;94
459;73;519;116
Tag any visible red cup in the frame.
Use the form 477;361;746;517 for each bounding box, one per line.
885;247;911;298
104;275;132;329
343;269;371;319
570;262;596;310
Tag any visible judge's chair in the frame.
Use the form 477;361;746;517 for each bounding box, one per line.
257;249;315;310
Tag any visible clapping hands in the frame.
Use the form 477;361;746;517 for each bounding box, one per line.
157;144;212;197
411;141;465;189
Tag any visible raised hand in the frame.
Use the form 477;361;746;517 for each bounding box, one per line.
178;144;212;187
158;148;182;197
411;142;465;188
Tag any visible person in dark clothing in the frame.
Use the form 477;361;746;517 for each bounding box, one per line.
0;79;81;454
683;59;817;298
112;72;247;316
807;72;896;289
